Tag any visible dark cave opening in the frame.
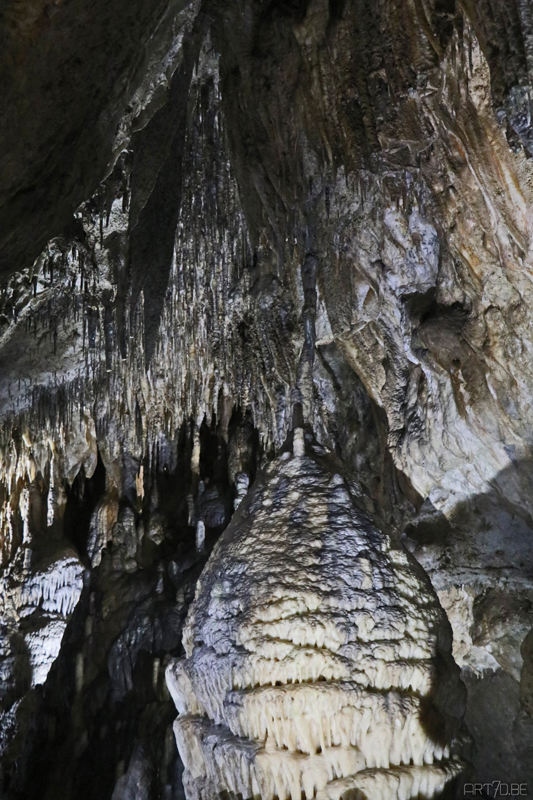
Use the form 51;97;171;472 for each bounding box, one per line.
63;453;107;561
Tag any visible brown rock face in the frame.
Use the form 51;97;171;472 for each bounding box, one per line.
0;0;533;797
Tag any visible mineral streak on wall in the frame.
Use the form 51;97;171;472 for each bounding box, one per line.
167;429;466;800
1;0;533;795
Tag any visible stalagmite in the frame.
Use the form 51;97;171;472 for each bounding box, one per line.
195;520;205;553
2;0;533;791
234;472;250;510
166;430;466;800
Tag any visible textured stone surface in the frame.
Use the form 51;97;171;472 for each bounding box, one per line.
0;0;533;796
0;0;202;281
168;430;465;799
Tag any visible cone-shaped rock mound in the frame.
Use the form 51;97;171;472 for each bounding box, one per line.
166;430;465;800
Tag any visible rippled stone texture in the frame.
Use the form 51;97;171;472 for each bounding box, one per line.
1;0;533;792
167;430;465;800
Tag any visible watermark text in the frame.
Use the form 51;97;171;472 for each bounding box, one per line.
464;783;528;797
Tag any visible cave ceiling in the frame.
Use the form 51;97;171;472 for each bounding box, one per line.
0;0;533;797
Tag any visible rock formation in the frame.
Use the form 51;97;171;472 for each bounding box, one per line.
167;429;466;800
0;0;533;796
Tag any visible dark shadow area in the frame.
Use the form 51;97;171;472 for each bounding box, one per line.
63;454;107;560
124;10;207;361
403;457;533;792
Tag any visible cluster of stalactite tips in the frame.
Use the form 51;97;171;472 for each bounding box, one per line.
2;0;533;797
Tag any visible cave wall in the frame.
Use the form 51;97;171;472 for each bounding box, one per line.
0;0;533;796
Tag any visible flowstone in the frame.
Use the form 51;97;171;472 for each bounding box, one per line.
166;429;466;800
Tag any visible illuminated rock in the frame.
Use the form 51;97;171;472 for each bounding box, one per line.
167;430;465;800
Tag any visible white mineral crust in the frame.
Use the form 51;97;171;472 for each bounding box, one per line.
0;548;84;690
166;431;465;799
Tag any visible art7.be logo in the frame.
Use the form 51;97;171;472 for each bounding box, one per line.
464;783;528;797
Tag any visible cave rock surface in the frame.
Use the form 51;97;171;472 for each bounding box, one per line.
0;0;533;796
168;430;465;800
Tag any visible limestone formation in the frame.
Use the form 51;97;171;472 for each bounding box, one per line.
1;0;533;795
167;430;465;800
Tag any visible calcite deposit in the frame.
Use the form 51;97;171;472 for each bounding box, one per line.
167;430;465;799
0;0;533;796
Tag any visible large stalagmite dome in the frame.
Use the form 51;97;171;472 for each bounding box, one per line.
166;429;466;800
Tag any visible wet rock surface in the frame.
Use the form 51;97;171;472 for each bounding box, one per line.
0;0;533;797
